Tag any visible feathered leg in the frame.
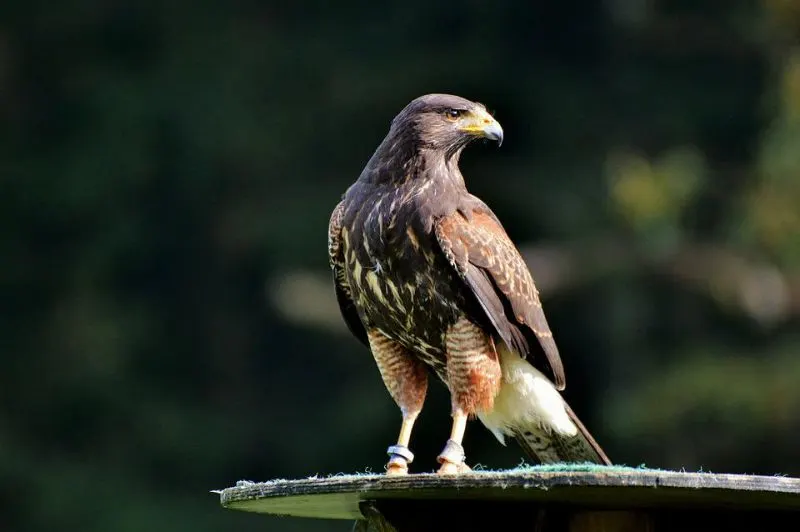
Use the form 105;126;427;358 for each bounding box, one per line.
438;317;502;475
367;330;428;475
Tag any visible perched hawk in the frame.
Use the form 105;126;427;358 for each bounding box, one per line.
328;94;610;475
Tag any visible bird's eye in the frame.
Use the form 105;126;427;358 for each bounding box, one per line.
444;109;463;120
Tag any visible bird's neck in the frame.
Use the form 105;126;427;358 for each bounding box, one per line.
417;146;467;190
361;131;467;192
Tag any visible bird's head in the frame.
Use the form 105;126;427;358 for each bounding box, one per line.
390;93;504;155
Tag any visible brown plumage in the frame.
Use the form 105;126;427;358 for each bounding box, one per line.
328;93;610;474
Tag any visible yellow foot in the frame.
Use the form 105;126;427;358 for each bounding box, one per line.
437;461;472;475
386;462;409;475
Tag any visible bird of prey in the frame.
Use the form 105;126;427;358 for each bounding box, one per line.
328;93;610;475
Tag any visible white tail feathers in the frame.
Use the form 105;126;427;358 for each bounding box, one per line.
477;343;578;445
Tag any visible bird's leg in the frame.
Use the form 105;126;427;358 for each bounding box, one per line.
436;408;471;475
386;411;419;475
438;317;502;475
367;330;428;476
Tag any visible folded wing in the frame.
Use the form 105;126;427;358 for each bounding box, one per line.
434;206;566;389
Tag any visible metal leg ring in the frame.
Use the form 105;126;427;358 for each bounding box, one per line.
436;439;466;465
387;444;414;465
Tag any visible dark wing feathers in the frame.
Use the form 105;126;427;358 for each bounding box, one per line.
462;264;530;359
328;200;369;346
435;207;566;390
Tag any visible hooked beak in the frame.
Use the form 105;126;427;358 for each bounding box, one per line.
458;108;504;146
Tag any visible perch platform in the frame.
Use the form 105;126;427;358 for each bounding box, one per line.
217;465;800;531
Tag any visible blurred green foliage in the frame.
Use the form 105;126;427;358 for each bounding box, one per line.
2;1;800;531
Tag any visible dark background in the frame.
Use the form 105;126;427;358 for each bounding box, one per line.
3;1;800;531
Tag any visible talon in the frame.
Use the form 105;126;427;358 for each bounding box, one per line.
386;461;409;475
437;460;471;475
437;460;460;475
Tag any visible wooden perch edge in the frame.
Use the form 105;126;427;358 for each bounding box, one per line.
216;467;800;531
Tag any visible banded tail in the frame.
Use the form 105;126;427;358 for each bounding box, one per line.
477;343;611;465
